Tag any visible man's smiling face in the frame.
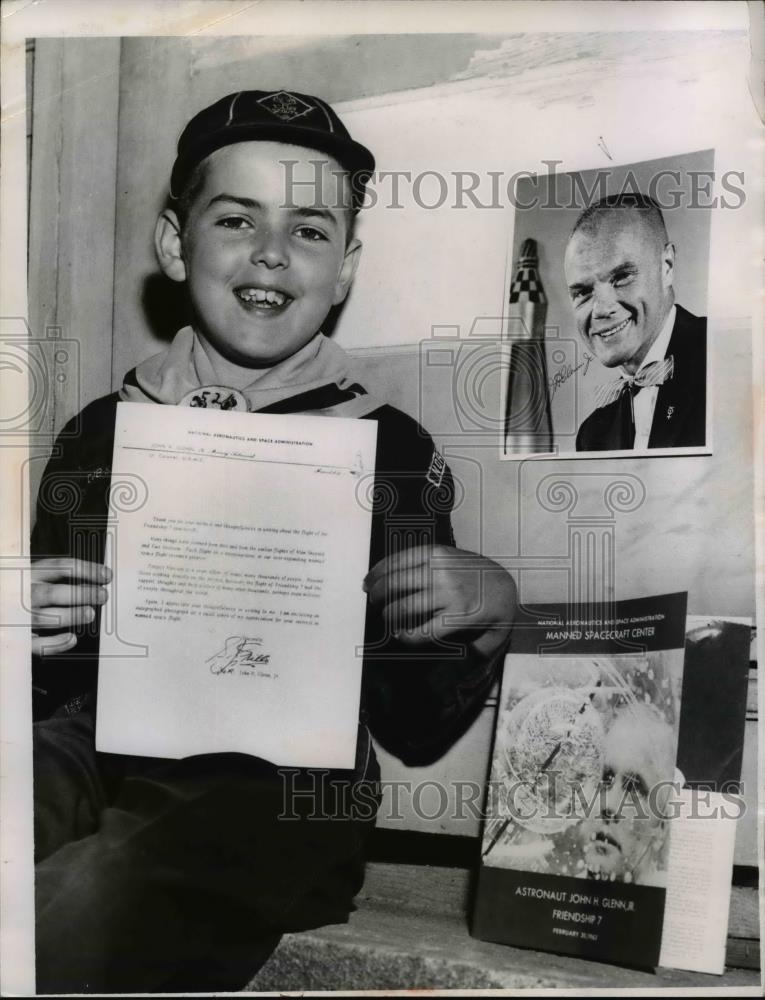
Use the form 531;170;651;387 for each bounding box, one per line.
564;210;674;375
163;141;359;372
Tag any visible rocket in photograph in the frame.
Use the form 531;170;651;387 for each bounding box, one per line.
503;238;553;454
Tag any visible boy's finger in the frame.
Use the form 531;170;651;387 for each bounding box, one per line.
31;631;78;657
365;564;433;607
381;591;439;634
364;545;434;593
31;582;109;610
31;558;112;585
390;611;463;646
363;544;468;593
363;545;433;592
366;554;470;608
32;605;97;629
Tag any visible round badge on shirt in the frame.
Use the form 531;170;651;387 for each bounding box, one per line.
179;386;248;411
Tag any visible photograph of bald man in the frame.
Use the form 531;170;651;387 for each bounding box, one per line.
564;193;707;452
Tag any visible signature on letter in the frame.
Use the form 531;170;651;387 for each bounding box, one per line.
207;636;271;675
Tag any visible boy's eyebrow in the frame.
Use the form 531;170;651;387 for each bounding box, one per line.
206;194;262;211
206;194;340;229
291;206;340;229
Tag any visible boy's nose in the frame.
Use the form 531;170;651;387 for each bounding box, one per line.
250;228;289;268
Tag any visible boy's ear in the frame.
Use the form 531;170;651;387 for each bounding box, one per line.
333;238;362;306
155;210;187;283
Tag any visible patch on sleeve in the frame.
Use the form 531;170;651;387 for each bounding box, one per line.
426;447;446;487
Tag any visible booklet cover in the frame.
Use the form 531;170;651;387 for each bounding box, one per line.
472;593;687;967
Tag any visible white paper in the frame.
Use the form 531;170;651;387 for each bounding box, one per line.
96;402;377;768
659;789;739;975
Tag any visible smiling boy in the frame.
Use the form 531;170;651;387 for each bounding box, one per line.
30;90;517;993
159;140;360;375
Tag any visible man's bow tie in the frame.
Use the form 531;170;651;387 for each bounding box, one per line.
595;356;674;409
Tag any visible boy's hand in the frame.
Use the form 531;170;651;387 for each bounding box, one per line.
31;558;111;656
363;545;516;661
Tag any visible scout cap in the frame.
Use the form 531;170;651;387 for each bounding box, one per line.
170;90;375;208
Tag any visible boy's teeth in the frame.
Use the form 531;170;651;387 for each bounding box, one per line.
237;288;287;306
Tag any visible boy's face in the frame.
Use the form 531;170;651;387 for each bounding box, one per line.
159;141;359;370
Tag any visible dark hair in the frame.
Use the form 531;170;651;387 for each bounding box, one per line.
172;160;207;232
170;156;358;247
571;192;669;243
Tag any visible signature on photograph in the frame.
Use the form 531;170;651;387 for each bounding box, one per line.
549;352;594;398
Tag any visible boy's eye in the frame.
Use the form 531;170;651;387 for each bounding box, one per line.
217;216;252;230
295;225;329;242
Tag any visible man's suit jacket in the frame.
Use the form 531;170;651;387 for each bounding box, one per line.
575;304;707;452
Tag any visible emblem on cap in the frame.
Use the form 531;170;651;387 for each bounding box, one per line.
257;91;313;122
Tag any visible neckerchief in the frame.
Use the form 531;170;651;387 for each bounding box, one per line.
119;326;381;418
